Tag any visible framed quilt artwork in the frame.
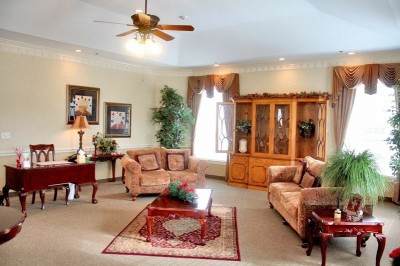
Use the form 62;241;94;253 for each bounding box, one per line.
104;102;132;138
66;85;100;124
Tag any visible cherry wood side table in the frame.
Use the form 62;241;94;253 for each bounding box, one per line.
146;189;212;245
90;154;124;182
306;209;385;266
0;206;25;244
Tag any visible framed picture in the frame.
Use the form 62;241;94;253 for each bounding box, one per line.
66;85;100;125
104;102;132;138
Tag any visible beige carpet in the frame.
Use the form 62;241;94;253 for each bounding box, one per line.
0;176;399;266
103;206;240;261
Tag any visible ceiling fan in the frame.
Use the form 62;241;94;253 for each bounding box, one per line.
94;0;194;42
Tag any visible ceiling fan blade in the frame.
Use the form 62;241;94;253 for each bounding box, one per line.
94;20;133;27
151;29;174;41
116;29;138;37
157;24;194;31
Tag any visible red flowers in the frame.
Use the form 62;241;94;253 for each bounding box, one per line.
389;248;400;258
164;188;170;195
178;183;188;189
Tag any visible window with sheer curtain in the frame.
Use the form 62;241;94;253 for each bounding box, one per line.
193;90;226;161
344;81;395;176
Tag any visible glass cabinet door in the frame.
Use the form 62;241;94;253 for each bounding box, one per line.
216;102;234;153
254;104;271;154
272;104;290;155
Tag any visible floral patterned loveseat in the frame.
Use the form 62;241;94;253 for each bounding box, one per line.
121;147;208;201
268;156;343;246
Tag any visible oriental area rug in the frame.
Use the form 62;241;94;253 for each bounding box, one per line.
102;206;240;261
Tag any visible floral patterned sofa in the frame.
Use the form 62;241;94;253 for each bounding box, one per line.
268;156;343;246
121;147;208;201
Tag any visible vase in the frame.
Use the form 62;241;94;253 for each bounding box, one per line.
239;139;247;153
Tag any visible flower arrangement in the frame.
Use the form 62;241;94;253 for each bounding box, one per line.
298;119;315;139
15;147;23;168
236;119;251;133
164;181;197;202
92;132;117;155
233;91;331;99
389;248;400;266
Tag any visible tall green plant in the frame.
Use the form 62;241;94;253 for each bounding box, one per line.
151;85;194;148
322;149;387;203
386;85;400;180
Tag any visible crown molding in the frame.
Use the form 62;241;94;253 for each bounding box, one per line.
1;38;399;77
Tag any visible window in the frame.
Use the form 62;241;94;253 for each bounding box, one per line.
344;81;395;176
193;90;227;161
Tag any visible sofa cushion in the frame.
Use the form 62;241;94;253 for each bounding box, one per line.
160;147;191;170
281;191;300;218
292;160;306;184
137;153;160;171
127;147;162;169
304;156;325;177
168;170;198;186
299;171;315;188
269;182;302;202
167;153;186;171
140;169;170;186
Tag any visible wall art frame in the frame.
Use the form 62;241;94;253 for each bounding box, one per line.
104;102;132;138
66;85;100;125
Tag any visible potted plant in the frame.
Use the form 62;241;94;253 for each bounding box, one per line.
322;149;388;216
386;85;400;204
298;119;315;139
236;119;251;134
151;85;194;148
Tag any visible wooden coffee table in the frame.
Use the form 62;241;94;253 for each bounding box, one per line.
146;188;212;245
0;207;25;244
306;209;385;266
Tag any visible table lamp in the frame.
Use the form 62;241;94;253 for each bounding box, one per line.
71;115;90;154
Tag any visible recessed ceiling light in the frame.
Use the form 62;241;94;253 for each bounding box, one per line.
136;9;143;13
279;57;285;61
348;52;355;55
75;49;82;53
179;15;188;20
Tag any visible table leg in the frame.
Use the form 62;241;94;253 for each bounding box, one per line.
374;233;386;266
320;232;333;266
146;216;154;242
39;190;46;210
199;218;206;245
109;159;117;182
74;184;80;199
91;182;98;204
18;191;28;217
65;185;70;206
356;232;364;257
3;186;10;207
306;218;314;255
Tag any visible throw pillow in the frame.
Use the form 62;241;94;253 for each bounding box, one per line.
299;171;315;188
167;153;185;171
137;153;159;171
292;160;306;184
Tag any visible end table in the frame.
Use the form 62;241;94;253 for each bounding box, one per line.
90;154;125;182
306;209;385;266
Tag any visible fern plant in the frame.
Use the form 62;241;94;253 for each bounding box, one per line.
151;85;194;148
322;149;387;203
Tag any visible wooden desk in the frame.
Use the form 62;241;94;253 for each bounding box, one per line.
3;163;98;216
146;189;212;245
0;206;25;244
90;154;124;182
306;209;385;266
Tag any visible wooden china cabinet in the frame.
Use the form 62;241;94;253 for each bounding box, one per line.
217;96;328;191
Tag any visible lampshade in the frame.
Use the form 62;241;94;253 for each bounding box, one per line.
71;115;90;129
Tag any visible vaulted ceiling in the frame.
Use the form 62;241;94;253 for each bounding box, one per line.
0;0;399;68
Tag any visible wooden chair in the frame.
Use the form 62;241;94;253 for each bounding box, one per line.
30;144;70;209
